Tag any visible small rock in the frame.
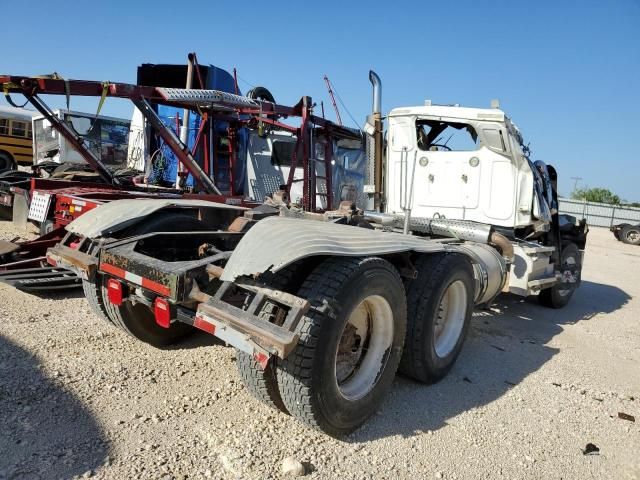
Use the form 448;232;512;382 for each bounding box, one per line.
281;456;305;477
435;472;443;479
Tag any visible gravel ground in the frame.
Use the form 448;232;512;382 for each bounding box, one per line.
0;222;638;480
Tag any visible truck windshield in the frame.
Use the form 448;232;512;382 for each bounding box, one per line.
416;120;478;152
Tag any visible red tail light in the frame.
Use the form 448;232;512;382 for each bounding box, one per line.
154;297;171;328
106;278;123;306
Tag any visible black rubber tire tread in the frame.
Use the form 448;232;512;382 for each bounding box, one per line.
539;243;581;309
398;253;474;384
0;169;31;179
0;152;14;172
621;224;640;246
613;224;630;241
236;351;288;413
101;282;193;348
246;86;275;103
83;276;114;326
234;263;301;414
98;213;207;347
277;256;406;437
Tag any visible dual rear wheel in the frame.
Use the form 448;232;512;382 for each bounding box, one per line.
83;212;207;346
244;253;474;436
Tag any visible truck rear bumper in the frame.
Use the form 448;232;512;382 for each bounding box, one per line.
47;243;97;281
186;281;309;359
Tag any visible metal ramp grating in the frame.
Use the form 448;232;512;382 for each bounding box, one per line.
0;267;80;292
157;88;259;110
27;192;52;222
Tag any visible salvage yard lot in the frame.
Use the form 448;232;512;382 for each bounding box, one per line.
0;224;638;480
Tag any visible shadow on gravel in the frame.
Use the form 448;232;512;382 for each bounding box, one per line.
351;281;631;441
167;330;226;350
27;288;86;300
0;336;108;479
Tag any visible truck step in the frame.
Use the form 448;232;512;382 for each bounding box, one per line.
0;266;80;292
520;245;556;255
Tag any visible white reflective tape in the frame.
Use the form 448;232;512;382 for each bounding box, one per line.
124;271;143;286
195;311;255;356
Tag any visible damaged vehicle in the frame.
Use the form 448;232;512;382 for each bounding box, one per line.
23;71;587;436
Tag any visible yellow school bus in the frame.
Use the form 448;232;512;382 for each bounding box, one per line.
0;105;37;170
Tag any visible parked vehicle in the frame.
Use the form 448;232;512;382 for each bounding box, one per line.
0;105;36;171
0;59;253;288
44;71;588;436
611;223;640;245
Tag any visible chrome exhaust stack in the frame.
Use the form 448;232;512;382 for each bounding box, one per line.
365;71;384;211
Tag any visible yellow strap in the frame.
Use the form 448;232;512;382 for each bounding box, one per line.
95;81;109;117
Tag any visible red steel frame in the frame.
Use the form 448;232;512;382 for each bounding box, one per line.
1;75;359;211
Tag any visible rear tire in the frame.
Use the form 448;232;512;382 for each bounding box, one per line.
83;276;114;326
398;253;474;384
621;225;640;246
92;212;206;346
235;264;305;414
539;243;581;308
101;286;193;347
277;256;406;437
237;352;288;413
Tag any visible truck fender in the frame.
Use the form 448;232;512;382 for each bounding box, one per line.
220;216;509;306
220;216;453;282
66;198;246;239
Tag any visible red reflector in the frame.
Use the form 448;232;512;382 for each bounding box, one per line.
106;278;123;306
253;352;269;369
46;256;57;267
193;315;216;335
154;298;171;328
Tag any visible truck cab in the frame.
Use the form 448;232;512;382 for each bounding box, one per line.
385;104;537;229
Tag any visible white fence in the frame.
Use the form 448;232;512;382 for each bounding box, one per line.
558;198;640;228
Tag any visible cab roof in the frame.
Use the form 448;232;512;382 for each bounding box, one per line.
388;105;505;123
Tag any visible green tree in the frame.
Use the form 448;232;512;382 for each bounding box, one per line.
571;187;621;205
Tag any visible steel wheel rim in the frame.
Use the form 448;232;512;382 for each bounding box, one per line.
334;295;393;401
627;229;639;242
558;253;578;297
434;280;467;358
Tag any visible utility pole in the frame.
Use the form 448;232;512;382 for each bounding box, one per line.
570;176;582;194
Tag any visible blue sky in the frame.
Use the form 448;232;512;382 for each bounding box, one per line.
2;0;639;201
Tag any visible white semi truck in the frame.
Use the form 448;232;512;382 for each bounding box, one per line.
49;72;587;437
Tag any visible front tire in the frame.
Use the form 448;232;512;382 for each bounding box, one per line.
539;242;582;308
613;224;630;241
398;253;474;384
277;256;406;437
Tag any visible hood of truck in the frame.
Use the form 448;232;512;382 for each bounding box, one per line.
66;198;246;239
